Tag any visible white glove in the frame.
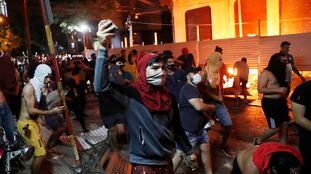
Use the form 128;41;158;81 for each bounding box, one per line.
95;19;118;49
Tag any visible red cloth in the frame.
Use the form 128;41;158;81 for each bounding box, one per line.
182;48;189;55
253;142;303;174
131;53;171;112
134;51;145;67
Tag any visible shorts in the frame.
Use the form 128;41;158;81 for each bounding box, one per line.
261;97;290;129
234;77;248;88
231;157;242;174
177;129;209;150
239;78;247;88
213;103;233;127
102;114;125;128
17;119;46;157
45;114;65;131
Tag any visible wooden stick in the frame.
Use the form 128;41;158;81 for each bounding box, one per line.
38;0;80;165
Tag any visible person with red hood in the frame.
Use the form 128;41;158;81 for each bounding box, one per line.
231;142;303;174
94;20;192;174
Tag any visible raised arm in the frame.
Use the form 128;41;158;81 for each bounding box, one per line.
93;20;118;93
94;48;111;93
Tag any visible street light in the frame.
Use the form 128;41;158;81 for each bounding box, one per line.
0;14;8;28
75;23;91;52
0;14;8;39
76;24;91;32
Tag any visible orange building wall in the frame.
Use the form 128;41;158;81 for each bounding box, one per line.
185;6;212;41
234;0;267;37
280;0;311;35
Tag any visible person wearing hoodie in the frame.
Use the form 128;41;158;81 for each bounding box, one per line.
94;20;192;173
17;64;64;174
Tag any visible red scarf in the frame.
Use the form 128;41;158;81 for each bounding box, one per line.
131;53;171;112
253;142;303;174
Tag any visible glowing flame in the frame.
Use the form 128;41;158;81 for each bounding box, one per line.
223;68;258;89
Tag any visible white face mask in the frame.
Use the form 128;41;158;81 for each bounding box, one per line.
192;73;202;85
146;63;165;86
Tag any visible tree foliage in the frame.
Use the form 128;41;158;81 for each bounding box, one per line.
0;27;21;52
52;0;118;33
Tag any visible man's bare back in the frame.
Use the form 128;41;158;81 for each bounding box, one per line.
235;143;303;174
237;146;259;174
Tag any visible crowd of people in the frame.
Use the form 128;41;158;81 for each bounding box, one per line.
0;19;310;174
0;48;96;173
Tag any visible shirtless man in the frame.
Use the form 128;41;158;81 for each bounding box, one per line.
256;56;290;144
231;142;302;174
17;64;64;174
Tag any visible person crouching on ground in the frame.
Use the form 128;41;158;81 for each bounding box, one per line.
231;142;303;174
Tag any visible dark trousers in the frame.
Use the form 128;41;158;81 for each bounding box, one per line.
67;99;87;132
77;81;86;110
300;142;311;174
132;162;173;174
231;157;242;174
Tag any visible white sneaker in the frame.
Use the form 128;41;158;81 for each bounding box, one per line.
204;120;215;130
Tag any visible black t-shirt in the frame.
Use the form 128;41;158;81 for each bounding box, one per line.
290;81;311;144
179;83;206;132
271;52;294;64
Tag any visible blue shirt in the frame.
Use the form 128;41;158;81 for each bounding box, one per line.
179;83;207;132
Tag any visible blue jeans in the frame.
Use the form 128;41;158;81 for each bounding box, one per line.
0;102;15;143
214;103;233;127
